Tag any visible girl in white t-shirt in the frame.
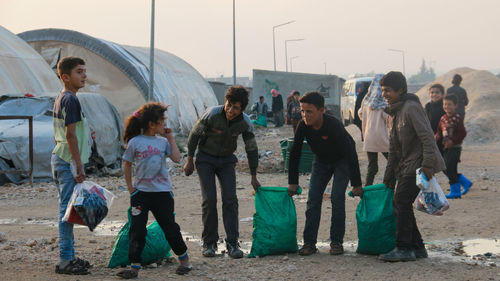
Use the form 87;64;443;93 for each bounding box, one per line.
118;102;192;279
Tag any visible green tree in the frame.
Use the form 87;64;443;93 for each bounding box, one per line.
408;59;436;84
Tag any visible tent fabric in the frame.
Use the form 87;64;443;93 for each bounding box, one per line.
0;94;123;182
78;93;124;166
18;28;218;134
0;26;60;97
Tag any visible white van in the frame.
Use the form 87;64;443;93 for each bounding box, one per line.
340;77;373;126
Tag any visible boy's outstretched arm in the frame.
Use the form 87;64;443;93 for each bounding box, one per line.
242;126;260;191
184;117;206;176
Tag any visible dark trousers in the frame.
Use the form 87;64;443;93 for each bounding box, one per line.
304;159;350;245
129;191;187;263
365;152;389;186
443;147;461;185
195;152;239;245
273;109;284;127
393;176;424;250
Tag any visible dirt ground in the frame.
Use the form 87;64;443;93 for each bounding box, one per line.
1;124;500;281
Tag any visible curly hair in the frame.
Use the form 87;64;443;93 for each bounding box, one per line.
123;102;169;144
225;85;249;110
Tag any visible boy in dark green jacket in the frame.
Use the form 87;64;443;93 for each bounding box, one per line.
184;85;260;259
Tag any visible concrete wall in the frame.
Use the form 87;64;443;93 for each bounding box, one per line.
208;81;226;105
252;69;344;118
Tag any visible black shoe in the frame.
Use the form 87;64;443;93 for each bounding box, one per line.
73;257;92;268
116;269;138;279
298;243;318;256
55;260;90;275
226;242;244;259
379;247;416;262
329;242;344;255
414;247;428;258
202;243;217;257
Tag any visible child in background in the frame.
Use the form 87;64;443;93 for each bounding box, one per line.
435;95;472;199
288;90;302;132
425;84;446;154
118;102;192;279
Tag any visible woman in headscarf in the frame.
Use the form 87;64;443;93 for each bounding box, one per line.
357;74;389;186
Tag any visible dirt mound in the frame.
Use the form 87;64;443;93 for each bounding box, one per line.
415;67;500;144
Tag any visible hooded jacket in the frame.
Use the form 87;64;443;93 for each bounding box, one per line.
383;93;445;181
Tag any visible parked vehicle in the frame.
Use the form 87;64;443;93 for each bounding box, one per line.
340;77;373;126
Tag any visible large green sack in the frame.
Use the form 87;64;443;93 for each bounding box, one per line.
349;184;396;254
108;208;172;268
251;115;267;128
248;186;299;258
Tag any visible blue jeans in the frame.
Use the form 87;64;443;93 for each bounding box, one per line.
51;154;76;262
303;159;350;245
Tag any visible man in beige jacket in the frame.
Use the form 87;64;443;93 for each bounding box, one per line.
358;74;390;186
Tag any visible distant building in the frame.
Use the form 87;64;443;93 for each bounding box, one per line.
206;75;252;88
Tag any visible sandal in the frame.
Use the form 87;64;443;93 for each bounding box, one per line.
176;265;192;275
73;257;92;268
55;260;90;275
116;269;138;279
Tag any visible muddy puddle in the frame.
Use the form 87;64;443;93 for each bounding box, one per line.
1;218;498;266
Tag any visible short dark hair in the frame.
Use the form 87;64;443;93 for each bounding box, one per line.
444;94;458;105
57;56;85;77
380;71;407;93
299;91;324;109
293;91;300;96
452;74;462;85
225;85;249;110
429;83;445;95
259;96;264;100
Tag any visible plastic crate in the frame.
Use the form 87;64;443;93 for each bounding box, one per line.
281;138;314;173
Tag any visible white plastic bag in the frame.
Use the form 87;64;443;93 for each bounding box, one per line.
414;169;449;216
62;181;115;231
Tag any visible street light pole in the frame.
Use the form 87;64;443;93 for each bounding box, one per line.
388;48;406;77
148;0;155;101
290;56;299;72
233;0;236;85
285;39;304;72
272;20;295;71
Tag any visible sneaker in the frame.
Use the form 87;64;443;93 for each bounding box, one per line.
55;260;90;275
116;268;138;279
73;257;92;268
414;247;428;258
329;242;344;255
202;243;217;257
298;243;317;256
379;247;416;262
226;242;244;259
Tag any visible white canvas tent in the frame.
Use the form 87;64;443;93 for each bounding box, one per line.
0;26;123;184
18;28;218;134
0;26;60;97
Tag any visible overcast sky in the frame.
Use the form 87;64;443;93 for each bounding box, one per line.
2;0;499;78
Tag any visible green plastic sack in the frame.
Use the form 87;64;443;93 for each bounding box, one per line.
248;186;300;258
108;208;172;268
251;115;267;128
348;184;396;254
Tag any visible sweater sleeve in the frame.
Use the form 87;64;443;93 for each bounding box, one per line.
407;102;440;169
331;118;362;187
187;110;210;157
450;115;467;145
345;133;362;187
242;120;259;175
288;121;305;184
